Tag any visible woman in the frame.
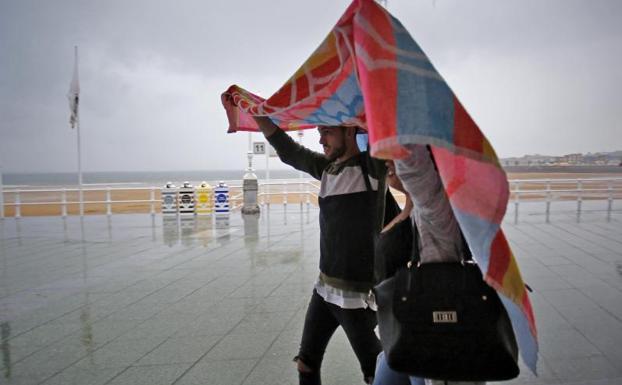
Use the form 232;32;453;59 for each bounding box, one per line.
374;159;414;283
373;145;484;385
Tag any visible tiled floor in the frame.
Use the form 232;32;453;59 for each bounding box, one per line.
0;203;621;385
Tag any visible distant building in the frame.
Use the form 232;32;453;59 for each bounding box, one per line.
501;150;621;167
560;153;583;164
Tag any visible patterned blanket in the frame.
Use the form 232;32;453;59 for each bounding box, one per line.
221;0;538;372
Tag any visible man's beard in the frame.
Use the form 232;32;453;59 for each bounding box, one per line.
326;144;346;161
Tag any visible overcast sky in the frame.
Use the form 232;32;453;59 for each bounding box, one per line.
1;0;621;173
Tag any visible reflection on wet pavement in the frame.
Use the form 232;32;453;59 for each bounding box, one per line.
1;322;10;380
0;206;620;384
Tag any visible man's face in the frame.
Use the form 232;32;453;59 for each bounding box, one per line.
318;126;346;161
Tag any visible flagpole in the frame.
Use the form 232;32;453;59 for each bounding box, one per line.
70;45;83;216
77;95;83;216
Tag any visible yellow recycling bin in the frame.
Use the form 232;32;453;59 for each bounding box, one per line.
195;181;214;215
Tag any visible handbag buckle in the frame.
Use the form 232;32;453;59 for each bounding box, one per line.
432;311;458;323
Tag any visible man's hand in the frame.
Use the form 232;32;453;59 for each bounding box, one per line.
222;93;279;137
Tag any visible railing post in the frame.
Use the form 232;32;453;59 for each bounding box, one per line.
0;169;4;219
545;179;551;223
283;182;288;208
607;180;613;221
15;190;21;218
150;187;156;215
576;179;583;217
62;188;68;217
106;187;112;216
306;180;310;209
513;181;520;224
79;187;84;216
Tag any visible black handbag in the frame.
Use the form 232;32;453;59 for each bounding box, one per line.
373;195;519;381
374;258;519;381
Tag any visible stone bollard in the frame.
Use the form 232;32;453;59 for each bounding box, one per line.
242;151;260;215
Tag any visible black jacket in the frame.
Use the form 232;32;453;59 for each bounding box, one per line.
267;129;386;292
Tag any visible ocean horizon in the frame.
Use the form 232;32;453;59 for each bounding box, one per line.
2;165;621;187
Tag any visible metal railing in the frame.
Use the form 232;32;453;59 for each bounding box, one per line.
510;177;622;222
0;179;320;218
258;179;320;208
1;186;161;218
0;177;620;218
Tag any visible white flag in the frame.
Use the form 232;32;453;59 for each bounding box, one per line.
67;46;80;129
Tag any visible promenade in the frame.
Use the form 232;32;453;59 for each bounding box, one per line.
0;204;621;385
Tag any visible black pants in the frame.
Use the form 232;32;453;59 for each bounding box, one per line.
296;290;381;385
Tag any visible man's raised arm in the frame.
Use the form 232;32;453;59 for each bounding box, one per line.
250;116;328;180
252;116;279;138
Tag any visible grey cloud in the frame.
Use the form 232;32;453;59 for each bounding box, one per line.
1;0;620;172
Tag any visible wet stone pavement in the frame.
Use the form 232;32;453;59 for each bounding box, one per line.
0;203;621;385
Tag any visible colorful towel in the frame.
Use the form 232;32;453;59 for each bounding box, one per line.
221;0;538;372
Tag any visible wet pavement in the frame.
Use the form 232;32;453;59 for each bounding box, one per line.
0;203;621;385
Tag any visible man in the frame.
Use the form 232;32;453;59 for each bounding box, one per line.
253;116;385;385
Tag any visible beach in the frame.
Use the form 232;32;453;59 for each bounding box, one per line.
2;171;621;217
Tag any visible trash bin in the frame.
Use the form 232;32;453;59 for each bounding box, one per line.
195;181;213;215
179;181;195;216
161;182;178;215
214;181;230;215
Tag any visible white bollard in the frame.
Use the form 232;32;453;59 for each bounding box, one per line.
242;151;260;215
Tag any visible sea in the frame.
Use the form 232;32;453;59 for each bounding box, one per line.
2;166;620;188
2;169;305;187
